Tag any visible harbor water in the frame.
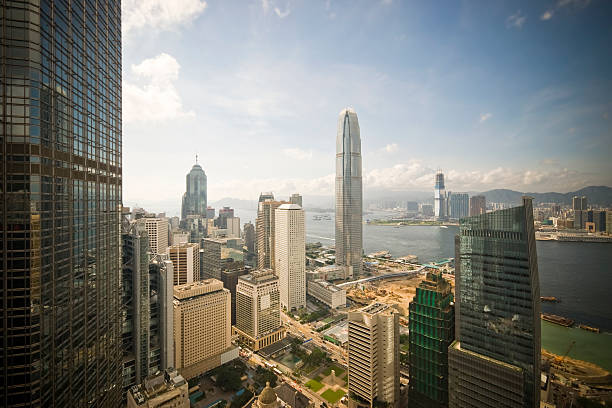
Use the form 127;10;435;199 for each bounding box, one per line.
235;208;612;370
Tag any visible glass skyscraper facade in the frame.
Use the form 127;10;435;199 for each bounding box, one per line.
335;107;362;279
448;197;541;408
181;162;207;221
434;171;446;220
1;1;122;406
409;272;454;408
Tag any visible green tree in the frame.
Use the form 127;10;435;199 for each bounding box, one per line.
254;366;278;388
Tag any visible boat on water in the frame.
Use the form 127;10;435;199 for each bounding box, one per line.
541;313;574;327
541;296;559;302
579;324;600;333
440;225;448;229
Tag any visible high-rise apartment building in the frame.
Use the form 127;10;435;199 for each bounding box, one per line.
348;303;400;407
181;161;207;222
336;108;363;279
409;272;455;407
275;204;306;311
448;192;469;219
468;195;486;216
256;196;287;269
0;2;122;406
173;280;237;380
234;269;285;351
448;197;540;408
290;193;303;207
137;217;169;255
434;171;447;220
167;242;200;285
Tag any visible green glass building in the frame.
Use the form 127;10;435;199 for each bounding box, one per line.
448;197;540;408
408;271;454;407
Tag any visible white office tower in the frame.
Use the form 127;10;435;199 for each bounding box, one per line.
336;107;363;279
137;217;169;255
275;204;306;311
348;303;400;408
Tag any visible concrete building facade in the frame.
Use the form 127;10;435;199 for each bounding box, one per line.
173;280;236;380
167;243;200;285
336;108;363;279
257;196;288;269
234;269;285;351
307;279;346;309
138;217;169;255
275;204;306;311
348;303;400;408
468;195;486;216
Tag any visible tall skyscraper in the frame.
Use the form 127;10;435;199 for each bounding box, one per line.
0;2;122;406
181;160;207;221
409;272;455;407
173;280;236;380
448;192;469;219
572;195;587;211
290;193;303;207
256;196;287;269
234;269;285;351
335;107;363;279
167;242;200;285
149;255;175;372
275;204;306;311
244;222;256;253
137;216;169;255
468;195;486;216
434;170;447;219
348;303;400;407
448;197;541;408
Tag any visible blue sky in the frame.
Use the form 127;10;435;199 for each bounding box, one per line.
121;0;612;212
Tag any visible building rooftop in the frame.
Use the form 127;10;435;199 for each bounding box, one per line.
239;269;277;285
311;279;343;293
173;279;225;300
362;302;391;315
129;368;187;406
278;203;302;210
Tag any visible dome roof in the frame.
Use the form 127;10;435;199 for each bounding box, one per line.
259;382;277;405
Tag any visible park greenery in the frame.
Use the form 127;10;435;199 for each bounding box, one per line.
254;366;278;388
211;360;247;392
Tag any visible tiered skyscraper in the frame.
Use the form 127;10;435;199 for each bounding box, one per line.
1;2;122;406
335;108;363;278
448;197;541;408
181;160;207;221
434;170;446;219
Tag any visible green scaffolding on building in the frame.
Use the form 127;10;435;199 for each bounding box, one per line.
408;271;455;408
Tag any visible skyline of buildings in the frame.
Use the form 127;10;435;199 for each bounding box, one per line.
335;107;363;279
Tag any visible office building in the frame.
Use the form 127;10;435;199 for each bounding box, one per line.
290;193;303;207
593;210;606;232
572;195;587;212
244;222;256;253
202;237;226;279
421;204;434;217
206;206;215;219
167;242;200;285
215;206;234;229
406;201;419;213
348;303;400;407
127;368;189;408
448;192;469;219
220;262;250;325
307;279;346;309
226;216;241;238
234;269;285;351
448;197;540;408
0;1;122;405
275;204;307;311
173;280;237;380
181;160;207;222
468;195;486;216
434;171;447;219
171;231;190;246
607;211;612;235
122;222;152;394
336;107;363;279
137;217;169;255
409;272;455;407
256;196;288;269
149;256;175;371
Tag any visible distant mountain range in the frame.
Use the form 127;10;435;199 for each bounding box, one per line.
480;186;612;207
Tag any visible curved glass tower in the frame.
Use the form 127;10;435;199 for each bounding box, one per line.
181;162;207;221
335;108;362;278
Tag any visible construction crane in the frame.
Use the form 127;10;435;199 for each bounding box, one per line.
554;340;576;364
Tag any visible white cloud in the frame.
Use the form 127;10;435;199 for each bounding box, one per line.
382;143;399;153
123;53;194;123
283;148;313;161
541;10;554;20
274;6;291;18
479;112;492;123
506;10;526;29
122;0;207;36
